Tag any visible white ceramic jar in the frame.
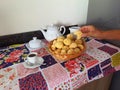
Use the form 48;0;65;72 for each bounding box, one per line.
29;37;42;48
69;26;81;33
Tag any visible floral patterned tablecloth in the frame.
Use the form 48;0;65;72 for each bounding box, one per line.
0;38;120;90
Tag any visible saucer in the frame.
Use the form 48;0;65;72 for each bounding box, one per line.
23;57;45;69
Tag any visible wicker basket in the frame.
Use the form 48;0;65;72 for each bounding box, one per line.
48;39;86;62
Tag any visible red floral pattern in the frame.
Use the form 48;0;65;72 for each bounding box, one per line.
65;60;81;77
0;45;29;69
5;50;23;63
0;54;4;58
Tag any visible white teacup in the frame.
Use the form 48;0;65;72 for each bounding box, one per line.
27;52;38;64
69;26;81;33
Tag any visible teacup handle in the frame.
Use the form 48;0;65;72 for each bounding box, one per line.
59;26;66;35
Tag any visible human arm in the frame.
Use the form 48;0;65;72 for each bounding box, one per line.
80;25;120;40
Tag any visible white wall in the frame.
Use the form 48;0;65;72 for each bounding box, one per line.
0;0;89;36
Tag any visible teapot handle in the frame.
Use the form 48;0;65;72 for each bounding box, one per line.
59;26;66;35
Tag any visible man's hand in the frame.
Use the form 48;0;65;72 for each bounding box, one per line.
80;25;103;39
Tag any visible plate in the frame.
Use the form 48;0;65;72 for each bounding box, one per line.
23;57;45;69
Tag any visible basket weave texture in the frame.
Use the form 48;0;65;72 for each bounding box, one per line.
48;39;86;61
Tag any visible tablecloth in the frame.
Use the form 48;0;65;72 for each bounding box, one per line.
0;38;120;90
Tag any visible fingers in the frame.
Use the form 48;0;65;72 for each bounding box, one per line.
81;33;89;37
80;25;95;38
80;27;90;33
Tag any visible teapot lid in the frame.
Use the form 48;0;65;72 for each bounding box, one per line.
33;37;38;40
30;37;41;43
47;24;58;29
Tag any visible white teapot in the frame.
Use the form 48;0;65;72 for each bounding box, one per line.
40;24;66;41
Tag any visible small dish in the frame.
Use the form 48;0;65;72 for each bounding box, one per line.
26;42;44;51
23;57;45;69
29;37;42;49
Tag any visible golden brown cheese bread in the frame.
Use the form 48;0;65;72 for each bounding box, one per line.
54;41;64;49
63;38;72;45
67;34;74;39
49;33;85;56
57;36;65;42
69;42;77;48
73;30;82;39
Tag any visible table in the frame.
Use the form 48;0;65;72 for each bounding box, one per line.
0;38;120;90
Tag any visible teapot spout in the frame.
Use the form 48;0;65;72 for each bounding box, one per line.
40;28;47;37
